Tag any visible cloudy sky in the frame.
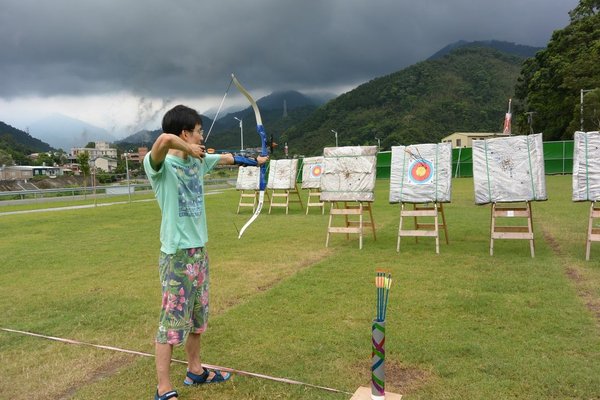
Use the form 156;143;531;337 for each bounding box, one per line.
0;0;579;138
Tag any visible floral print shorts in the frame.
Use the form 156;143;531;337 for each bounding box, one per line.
156;247;209;345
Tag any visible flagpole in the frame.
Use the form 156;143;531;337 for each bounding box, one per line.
503;98;512;136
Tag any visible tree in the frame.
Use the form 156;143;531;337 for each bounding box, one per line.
515;0;600;140
34;152;55;166
0;149;14;166
569;0;600;21
76;151;90;188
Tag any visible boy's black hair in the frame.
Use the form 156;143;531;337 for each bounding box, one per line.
162;105;203;136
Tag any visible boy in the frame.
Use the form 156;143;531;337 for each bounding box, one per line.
143;104;268;400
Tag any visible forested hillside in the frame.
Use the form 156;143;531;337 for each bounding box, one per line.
0;122;53;166
514;1;600;139
283;47;525;156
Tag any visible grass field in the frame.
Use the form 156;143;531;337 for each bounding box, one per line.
1;175;599;400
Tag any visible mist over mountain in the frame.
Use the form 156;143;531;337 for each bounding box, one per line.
28;113;115;151
118;90;323;152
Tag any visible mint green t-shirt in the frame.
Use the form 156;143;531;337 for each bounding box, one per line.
143;152;220;254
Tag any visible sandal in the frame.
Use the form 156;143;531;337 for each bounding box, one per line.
154;389;178;400
183;367;231;386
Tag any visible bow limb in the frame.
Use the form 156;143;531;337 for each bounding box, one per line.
232;73;268;239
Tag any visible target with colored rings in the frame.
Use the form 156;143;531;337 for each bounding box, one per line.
408;159;433;183
310;164;323;178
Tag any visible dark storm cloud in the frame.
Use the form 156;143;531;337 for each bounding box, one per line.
0;0;578;99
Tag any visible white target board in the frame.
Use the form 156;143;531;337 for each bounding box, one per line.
320;146;377;202
473;133;547;204
389;143;452;203
301;156;324;189
573;131;600;201
235;166;260;190
267;159;298;190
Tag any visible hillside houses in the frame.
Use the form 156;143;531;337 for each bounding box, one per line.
1;141;148;181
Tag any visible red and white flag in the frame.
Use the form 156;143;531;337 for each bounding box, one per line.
502;98;512;135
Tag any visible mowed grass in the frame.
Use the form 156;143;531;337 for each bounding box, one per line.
1;176;599;400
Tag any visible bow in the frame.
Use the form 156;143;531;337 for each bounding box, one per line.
232;73;268;239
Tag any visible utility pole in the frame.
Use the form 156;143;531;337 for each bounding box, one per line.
525;112;535;135
125;151;131;203
330;130;339;147
581;89;594;131
234;117;244;152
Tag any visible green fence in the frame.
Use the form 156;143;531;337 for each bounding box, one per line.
295;141;574;181
449;140;574;177
374;140;574;179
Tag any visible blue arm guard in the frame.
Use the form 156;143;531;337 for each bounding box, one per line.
233;154;258;167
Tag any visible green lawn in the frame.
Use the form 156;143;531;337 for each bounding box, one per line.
1;175;599;400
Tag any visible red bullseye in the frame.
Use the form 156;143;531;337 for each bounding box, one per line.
409;160;433;183
311;164;322;177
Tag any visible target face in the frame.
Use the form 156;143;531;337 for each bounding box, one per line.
408;159;433;183
310;164;323;178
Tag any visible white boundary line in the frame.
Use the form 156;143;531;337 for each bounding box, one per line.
1;327;351;395
0;191;225;216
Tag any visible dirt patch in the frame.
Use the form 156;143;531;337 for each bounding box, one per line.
355;359;433;395
566;266;583;283
542;229;563;256
566;267;600;324
55;354;135;400
544;228;600;328
386;361;433;394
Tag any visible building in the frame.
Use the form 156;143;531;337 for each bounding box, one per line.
121;147;148;163
441;132;509;148
0;165;62;180
70;141;119;172
71;141;118;159
94;157;118;172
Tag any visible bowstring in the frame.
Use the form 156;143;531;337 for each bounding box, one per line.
204;77;234;143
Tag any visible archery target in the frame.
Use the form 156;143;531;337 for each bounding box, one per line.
236;166;260;190
389;143;452;203
267;159;298;189
572;131;600;201
320;146;377;202
301;156;324;189
472;133;546;204
409;159;433;184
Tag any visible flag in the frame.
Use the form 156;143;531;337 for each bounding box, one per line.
502;98;512;135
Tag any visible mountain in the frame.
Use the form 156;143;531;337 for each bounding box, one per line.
117;115;214;148
428;40;543;60
28;113;115;151
284;46;528;156
116;129;161;146
118;90;323;154
203;91;321;152
0;121;53;152
255;90;321;110
0;121;54;166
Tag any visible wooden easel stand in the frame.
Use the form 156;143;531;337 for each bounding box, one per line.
326;201;376;249
396;202;443;254
490;201;535;258
586;201;600;261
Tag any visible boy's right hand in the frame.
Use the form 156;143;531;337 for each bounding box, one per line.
189;144;206;159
